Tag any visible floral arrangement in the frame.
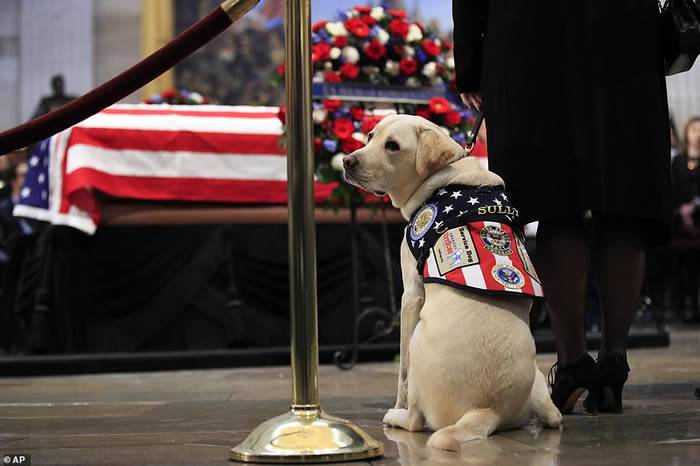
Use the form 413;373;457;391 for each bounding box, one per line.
144;89;209;105
275;4;479;207
274;5;456;89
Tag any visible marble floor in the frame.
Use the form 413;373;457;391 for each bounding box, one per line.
0;329;699;466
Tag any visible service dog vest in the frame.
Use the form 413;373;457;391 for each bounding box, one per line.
406;184;543;298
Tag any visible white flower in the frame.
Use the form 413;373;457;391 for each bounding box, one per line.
326;22;347;36
446;56;455;70
375;27;390;45
370;7;385;21
313;71;325;82
435;38;442;47
347;9;359;18
351;132;367;144
331;153;346;171
406;77;421;87
189;92;204;104
431;76;444;86
362;65;380;76
422;62;437;78
342;46;360;64
330;47;341;60
404;45;415;57
313;108;328;124
385;60;400;76
407;24;423;42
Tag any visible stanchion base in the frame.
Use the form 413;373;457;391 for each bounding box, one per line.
230;406;384;463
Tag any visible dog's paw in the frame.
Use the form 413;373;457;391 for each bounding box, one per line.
540;405;563;429
427;430;461;452
383;408;408;428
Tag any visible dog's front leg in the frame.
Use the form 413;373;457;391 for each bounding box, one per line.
394;234;425;409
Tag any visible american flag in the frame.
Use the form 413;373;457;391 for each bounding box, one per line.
13;104;337;234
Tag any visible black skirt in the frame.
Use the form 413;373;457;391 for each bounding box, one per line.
453;0;672;245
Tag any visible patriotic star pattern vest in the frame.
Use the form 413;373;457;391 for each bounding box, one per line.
406;184;544;299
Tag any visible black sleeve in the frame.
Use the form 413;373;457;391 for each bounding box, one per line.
452;0;487;94
671;155;691;208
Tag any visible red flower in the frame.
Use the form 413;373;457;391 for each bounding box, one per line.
345;18;369;38
333;118;354;139
353;5;372;14
162;89;177;99
389;19;409;37
362;116;382;133
389;9;407;19
422;39;441;57
312;20;328;32
314;137;322;154
399;57;418;75
393;44;405;56
444;110;462;126
350;106;365;121
360;14;376;26
442;39;453;50
341;137;364;154
324;71;342;83
429;96;451;114
416;106;432;120
312;42;331;61
276;63;285;76
364;39;387;61
334;36;348;48
324;99;342;112
277;105;287;124
340;63;359;80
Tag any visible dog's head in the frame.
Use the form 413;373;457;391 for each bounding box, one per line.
343;114;465;205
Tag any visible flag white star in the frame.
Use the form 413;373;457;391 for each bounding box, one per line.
38;173;46;184
411;240;416;247
437;188;448;196
20;187;31;198
41;191;48;200
443;204;454;214
29;156;39;167
450;190;462;199
418;238;425;248
433;220;443;231
501;193;508;200
467;197;479;205
494;198;502;206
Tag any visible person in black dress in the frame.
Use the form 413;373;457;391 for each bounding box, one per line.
453;0;671;414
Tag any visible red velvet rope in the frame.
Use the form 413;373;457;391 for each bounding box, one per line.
0;7;233;155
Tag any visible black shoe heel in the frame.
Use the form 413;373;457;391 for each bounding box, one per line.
548;354;600;415
597;353;629;413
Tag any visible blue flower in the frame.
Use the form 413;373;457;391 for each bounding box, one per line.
416;49;429;64
312;32;321;44
324;139;338;153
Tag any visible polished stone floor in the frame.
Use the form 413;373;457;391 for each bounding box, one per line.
1;329;699;466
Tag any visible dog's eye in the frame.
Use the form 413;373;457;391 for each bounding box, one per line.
385;140;400;152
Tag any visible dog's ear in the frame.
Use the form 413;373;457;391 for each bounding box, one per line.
415;125;464;178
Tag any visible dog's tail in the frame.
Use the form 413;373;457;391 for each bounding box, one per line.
427;409;500;452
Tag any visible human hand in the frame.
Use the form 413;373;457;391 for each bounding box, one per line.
680;203;698;235
460;92;482;112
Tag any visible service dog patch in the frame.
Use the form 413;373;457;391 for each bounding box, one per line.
491;264;525;289
479;225;513;256
410;203;438;241
433;226;479;276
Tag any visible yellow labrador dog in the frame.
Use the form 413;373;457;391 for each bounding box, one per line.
343;114;562;451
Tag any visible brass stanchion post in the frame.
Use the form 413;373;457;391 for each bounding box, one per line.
229;0;384;462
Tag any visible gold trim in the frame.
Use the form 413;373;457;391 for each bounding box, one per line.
220;0;261;22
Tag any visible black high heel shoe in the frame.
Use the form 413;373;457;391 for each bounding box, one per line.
548;353;600;415
585;353;630;413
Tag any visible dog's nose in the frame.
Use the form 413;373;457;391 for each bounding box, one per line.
343;156;358;170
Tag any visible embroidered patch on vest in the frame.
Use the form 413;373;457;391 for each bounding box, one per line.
410;203;438;241
479;225;513;256
491;264;525;289
433;226;479;275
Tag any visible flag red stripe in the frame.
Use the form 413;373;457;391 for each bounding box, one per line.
445;268;467;285
63;168;336;205
68;127;286;155
100;108;281;119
